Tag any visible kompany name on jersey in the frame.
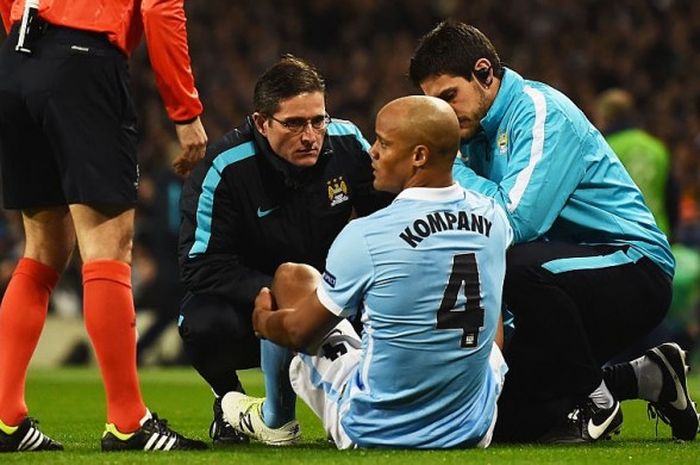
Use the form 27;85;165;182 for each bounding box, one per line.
399;210;493;248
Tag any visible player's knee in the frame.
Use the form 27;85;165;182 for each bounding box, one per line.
23;244;74;273
22;207;76;271
274;262;316;284
71;205;135;262
78;234;133;263
272;262;321;306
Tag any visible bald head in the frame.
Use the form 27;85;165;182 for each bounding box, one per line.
378;95;461;163
370;95;460;193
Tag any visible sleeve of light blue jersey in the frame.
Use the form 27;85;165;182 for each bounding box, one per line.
454;96;587;243
494;203;515;249
452;156;497;194
316;221;373;318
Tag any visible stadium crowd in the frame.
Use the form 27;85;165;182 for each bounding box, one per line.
1;0;700;362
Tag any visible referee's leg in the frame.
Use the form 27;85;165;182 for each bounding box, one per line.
70;204;150;433
0;207;74;427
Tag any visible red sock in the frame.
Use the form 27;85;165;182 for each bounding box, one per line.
0;258;59;426
83;260;146;433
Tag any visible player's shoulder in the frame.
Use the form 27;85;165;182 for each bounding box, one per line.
339;202;397;238
343;210;382;234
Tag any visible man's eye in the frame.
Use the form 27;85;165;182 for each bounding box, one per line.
310;116;325;126
284;119;306;129
442;91;456;102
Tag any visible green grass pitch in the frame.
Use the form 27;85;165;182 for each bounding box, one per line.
2;367;699;464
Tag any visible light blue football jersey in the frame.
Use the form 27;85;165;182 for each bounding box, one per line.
454;68;674;277
316;183;513;448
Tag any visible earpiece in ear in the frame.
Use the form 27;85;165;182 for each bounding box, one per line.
473;67;492;86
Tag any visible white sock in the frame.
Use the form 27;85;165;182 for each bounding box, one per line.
589;380;615;409
630;355;663;402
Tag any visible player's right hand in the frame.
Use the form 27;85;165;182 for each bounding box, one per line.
173;116;207;176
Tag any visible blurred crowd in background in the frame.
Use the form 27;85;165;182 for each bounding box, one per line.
1;0;700;363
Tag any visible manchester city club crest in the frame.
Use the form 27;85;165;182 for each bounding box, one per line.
327;176;349;207
497;132;508;154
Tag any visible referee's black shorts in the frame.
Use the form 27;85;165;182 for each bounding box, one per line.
0;22;139;210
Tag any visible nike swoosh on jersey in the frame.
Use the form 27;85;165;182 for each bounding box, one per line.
652;347;688;410
257;206;279;218
587;402;620;439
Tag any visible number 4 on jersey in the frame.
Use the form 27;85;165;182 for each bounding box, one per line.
437;253;485;348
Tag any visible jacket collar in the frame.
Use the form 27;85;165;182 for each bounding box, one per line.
479;67;523;140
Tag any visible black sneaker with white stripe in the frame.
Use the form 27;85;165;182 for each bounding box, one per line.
0;417;63;452
646;343;699;440
101;412;207;451
538;399;623;444
210;397;248;446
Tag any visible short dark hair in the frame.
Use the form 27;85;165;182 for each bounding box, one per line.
253;55;326;115
409;20;504;87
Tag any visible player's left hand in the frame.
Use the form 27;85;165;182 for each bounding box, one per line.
173;116;207;176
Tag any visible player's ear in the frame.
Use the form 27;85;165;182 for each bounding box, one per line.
253;112;268;136
473;58;493;87
413;145;428;168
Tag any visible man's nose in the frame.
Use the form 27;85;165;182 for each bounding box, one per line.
369;142;379;159
300;124;317;142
